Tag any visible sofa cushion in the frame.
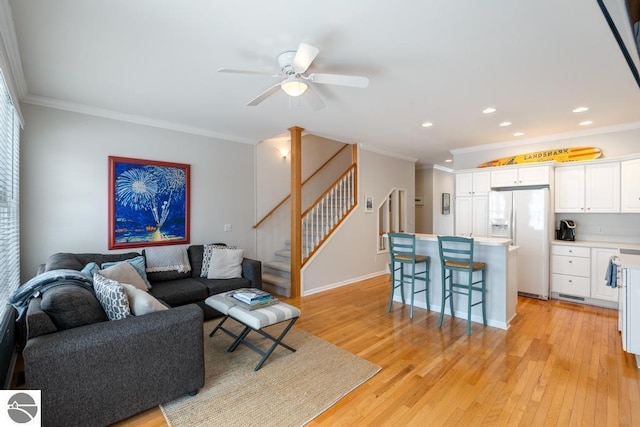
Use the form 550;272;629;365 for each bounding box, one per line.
207;248;244;279
40;285;108;330
149;278;208;307
93;273;131;320
121;283;168;316
101;256;152;290
193;277;251;296
99;262;148;292
45;252;141;272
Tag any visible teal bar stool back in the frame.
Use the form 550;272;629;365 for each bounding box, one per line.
437;236;487;335
387;233;430;318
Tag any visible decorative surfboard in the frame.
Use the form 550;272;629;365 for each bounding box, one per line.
477;147;602;168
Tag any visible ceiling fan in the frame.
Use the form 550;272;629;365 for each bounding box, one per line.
218;43;369;110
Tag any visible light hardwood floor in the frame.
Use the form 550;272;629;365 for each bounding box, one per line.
116;274;640;426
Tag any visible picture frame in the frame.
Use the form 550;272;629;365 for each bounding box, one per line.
442;192;450;215
364;195;374;213
108;156;190;249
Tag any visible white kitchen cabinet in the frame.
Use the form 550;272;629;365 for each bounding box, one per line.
455;171;489;237
455;195;488;237
590;247;619;302
621;158;640;212
456;171;490;196
490;165;550;188
554;162;620;213
551;244;591;298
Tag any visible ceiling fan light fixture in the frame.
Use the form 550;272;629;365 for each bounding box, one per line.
281;77;308;97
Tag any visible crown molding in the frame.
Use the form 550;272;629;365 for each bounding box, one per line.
449;121;640;155
433;164;454;173
359;143;418;163
22;94;258;144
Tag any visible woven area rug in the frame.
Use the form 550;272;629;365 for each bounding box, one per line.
160;319;381;426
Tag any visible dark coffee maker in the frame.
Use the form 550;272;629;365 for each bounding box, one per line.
557;220;576;241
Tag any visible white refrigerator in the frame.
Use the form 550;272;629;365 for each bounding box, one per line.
488;188;550;299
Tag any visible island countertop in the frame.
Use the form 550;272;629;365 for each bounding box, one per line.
414;233;513;247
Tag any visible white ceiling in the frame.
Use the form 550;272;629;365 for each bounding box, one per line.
6;0;640;167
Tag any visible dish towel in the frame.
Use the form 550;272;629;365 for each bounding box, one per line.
604;257;618;288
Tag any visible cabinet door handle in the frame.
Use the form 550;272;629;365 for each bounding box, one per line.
569;260;573;263
569;279;573;283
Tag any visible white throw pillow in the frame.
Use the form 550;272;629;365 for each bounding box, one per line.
98;262;148;292
121;283;168;316
207;248;244;279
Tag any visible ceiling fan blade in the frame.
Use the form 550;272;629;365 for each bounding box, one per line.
292;43;319;74
247;83;282;106
308;73;369;88
303;85;325;111
218;68;277;77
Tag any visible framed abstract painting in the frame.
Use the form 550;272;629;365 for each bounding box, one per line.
108;156;190;249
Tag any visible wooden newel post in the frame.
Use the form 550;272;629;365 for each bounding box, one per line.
289;126;303;298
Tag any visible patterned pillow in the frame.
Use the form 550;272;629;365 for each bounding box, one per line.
93;273;131;321
200;243;237;277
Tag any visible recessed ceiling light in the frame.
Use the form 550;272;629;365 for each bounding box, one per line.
445;159;452;163
573;106;589;113
482;107;496;114
422;122;433;127
513;132;524;136
499;121;512;127
579;120;593;126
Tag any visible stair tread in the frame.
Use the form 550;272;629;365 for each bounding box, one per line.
265;260;291;272
275;249;291;258
262;272;291;287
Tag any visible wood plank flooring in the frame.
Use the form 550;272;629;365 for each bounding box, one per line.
115;274;640;426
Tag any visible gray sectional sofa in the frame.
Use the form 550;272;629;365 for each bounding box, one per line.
20;244;262;427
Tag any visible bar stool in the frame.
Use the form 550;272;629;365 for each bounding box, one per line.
387;232;430;318
437;236;487;335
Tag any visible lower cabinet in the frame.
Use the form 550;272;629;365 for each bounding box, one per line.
591;247;619;302
551;245;591;298
551;244;619;305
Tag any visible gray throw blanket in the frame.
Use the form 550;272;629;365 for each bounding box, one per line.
10;269;94;321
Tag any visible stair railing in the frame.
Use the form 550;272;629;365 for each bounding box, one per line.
301;164;357;265
253;144;349;229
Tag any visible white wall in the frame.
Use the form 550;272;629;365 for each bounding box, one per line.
451;125;640;170
432;167;454;235
415;167;433;233
415;166;454;235
20;104;256;280
301;146;415;295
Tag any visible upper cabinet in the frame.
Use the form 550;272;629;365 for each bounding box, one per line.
455;171;490;196
555;162;620;213
621;159;640;213
454;171;490;237
490;165;551;188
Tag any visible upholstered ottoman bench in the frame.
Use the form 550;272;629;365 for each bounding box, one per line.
205;291;301;371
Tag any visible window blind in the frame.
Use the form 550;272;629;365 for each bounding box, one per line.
0;69;20;319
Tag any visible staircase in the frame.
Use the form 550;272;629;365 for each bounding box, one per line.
259;162;357;298
262;242;292;297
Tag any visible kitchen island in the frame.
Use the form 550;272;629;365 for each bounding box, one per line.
391;234;518;330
